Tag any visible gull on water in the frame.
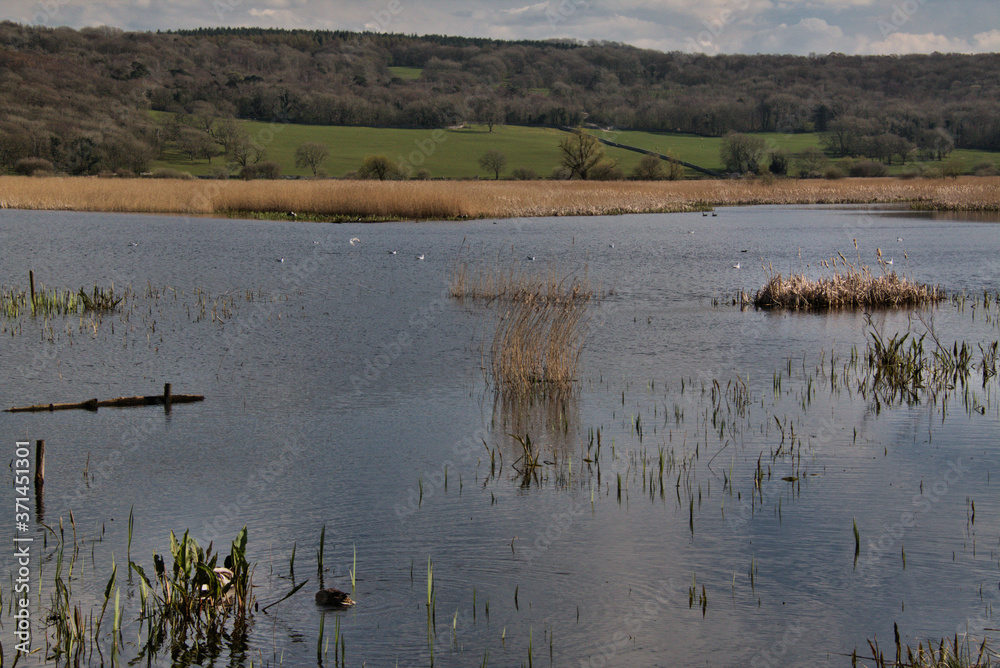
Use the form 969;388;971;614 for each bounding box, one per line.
388;250;397;254
731;262;741;269
416;254;425;260
349;237;361;246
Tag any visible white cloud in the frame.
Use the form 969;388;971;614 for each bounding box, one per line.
502;3;549;17
734;16;845;54
973;29;1000;51
861;31;972;55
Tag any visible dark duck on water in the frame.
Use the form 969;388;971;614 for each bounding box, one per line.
315;587;355;607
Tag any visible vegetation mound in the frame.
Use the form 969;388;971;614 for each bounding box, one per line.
752;251;944;310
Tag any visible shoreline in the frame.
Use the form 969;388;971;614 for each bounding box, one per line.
1;175;999;222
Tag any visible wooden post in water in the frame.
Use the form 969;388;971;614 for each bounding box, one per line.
29;270;35;314
164;382;172;411
34;439;45;487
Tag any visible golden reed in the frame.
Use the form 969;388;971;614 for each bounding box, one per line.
2;176;999;219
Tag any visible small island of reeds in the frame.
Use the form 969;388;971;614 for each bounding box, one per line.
450;250;595;396
751;246;945;310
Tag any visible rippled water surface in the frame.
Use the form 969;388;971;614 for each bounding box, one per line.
1;204;998;666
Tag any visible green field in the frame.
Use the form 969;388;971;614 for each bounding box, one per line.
151;114;999;179
152;121;600;178
589;129;824;173
387;66;422;80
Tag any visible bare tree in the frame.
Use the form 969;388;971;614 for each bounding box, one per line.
664;151;685;180
295;141;330;176
558;129;606;180
226;126;266;168
631;153;664;180
178;127;219;163
471;96;504;132
357;155;403;180
478;149;507;179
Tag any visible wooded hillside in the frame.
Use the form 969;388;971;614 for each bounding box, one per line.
1;22;997;175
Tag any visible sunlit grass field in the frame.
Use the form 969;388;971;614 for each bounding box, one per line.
149;113;1000;180
151;119;604;179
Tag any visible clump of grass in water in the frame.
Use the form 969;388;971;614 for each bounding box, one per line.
78;285;123;312
1;284;123;317
129;527;255;657
862;313;998;409
752;246;944;310
450;248;595;396
45;516;120;664
863;631;997;667
489;297;589;396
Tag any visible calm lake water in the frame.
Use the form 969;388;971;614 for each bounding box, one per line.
1;204;998;666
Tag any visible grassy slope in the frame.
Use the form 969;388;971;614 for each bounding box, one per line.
590;129;998;175
150;114;999;179
151;120;650;178
588;129;823;173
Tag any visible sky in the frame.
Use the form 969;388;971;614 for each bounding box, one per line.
2;0;998;56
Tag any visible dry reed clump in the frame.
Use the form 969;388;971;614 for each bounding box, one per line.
451;251;593;395
3;175;999;220
490;296;589;395
450;251;595;306
752;250;944;310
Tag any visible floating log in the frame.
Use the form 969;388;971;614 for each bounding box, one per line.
5;390;203;413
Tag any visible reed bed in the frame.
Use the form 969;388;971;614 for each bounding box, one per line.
490;297;589;395
451;251;594;395
3;176;1000;219
752;253;944;310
